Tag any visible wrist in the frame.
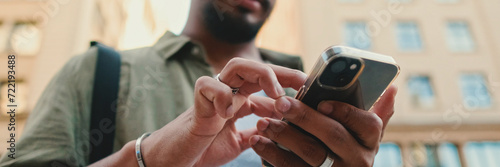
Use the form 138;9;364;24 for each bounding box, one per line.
121;140;141;167
89;140;139;167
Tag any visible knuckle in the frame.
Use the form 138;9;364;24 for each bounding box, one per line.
350;150;373;167
387;107;395;118
358;158;373;167
325;125;346;144
195;76;211;85
276;156;293;167
195;76;212;90
295;108;309;124
366;113;383;134
225;58;245;71
213;88;227;99
357;113;383;146
340;105;356;125
227;57;244;66
264;65;274;75
301;145;316;159
257;65;274;79
301;144;324;165
343;103;358;114
270;129;282;140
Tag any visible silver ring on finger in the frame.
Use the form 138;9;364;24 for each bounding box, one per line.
319;155;334;167
215;73;239;95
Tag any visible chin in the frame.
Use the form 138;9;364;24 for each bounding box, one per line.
202;2;266;43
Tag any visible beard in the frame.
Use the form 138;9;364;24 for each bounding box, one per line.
202;2;266;44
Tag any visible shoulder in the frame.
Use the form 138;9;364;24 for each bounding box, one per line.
55;47;99;86
118;46;164;69
119;46;156;60
259;48;303;71
64;45;159;78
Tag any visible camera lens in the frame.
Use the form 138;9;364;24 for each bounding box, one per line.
336;74;349;85
330;60;346;73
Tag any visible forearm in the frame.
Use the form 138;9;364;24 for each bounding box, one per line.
88;140;138;167
89;115;215;167
140;116;216;167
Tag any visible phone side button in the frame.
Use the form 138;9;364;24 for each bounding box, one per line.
295;85;306;100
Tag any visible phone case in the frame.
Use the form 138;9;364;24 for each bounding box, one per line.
295;46;400;111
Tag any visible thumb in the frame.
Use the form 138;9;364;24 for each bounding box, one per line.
371;85;398;130
232;94;247;115
192;77;237;136
239;128;258;150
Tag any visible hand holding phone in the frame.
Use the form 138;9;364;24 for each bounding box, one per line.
257;46;400;167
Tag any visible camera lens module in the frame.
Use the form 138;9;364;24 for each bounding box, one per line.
318;56;363;89
331;60;346;73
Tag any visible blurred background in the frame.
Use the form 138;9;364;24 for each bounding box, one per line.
1;0;500;166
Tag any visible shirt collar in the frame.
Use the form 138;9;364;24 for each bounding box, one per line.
152;31;192;61
152;31;303;71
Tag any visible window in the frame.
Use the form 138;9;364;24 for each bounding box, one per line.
425;144;440;167
410;142;431;167
438;143;462;167
8;22;42;56
397;22;423;51
465;142;500;167
459;74;492;109
408;75;435;109
344;21;371;50
374;143;403;167
446;21;475;52
410;143;462;167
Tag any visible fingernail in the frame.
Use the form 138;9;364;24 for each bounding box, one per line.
250;136;265;151
226;104;236;118
250;135;260;146
276;97;291;113
275;84;286;97
257;119;270;132
318;101;333;115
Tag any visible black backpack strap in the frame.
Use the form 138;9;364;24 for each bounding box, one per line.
88;41;121;164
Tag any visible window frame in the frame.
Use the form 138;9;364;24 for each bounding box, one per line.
343;21;372;50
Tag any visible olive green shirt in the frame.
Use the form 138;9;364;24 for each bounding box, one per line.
0;31;303;167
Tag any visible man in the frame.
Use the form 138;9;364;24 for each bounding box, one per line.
0;0;397;166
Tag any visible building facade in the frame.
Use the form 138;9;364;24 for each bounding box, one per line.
1;0;499;166
289;0;500;166
0;0;95;160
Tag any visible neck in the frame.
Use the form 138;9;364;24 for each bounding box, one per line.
180;8;262;74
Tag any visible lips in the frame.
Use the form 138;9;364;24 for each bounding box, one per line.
237;0;263;12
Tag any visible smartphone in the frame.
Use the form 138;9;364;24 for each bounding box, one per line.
263;46;400;166
295;45;400;111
